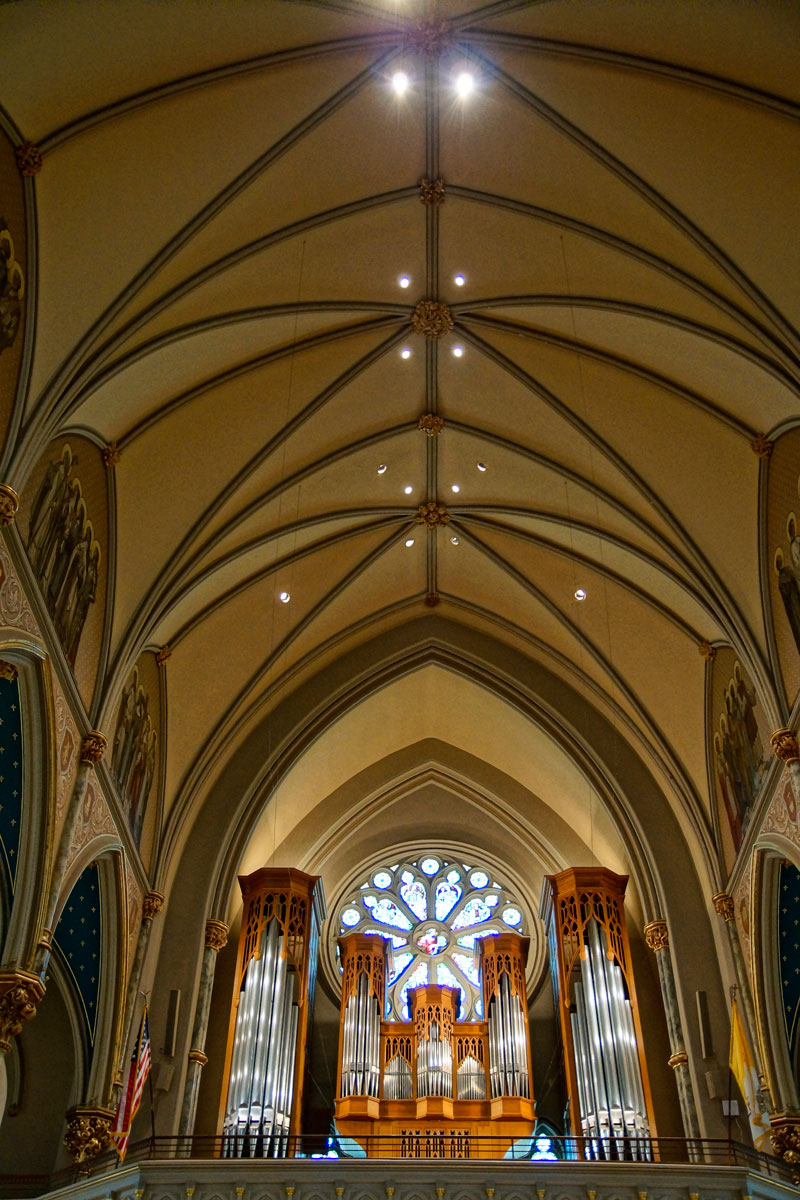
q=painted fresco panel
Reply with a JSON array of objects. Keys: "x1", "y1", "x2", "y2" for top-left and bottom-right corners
[
  {"x1": 765, "y1": 427, "x2": 800, "y2": 707},
  {"x1": 0, "y1": 130, "x2": 27, "y2": 455},
  {"x1": 18, "y1": 436, "x2": 109, "y2": 707},
  {"x1": 708, "y1": 647, "x2": 769, "y2": 875},
  {"x1": 110, "y1": 653, "x2": 160, "y2": 867}
]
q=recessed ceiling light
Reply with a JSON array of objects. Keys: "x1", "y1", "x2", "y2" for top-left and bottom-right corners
[
  {"x1": 404, "y1": 485, "x2": 413, "y2": 495},
  {"x1": 450, "y1": 536, "x2": 459, "y2": 545},
  {"x1": 279, "y1": 591, "x2": 291, "y2": 603},
  {"x1": 454, "y1": 274, "x2": 465, "y2": 287},
  {"x1": 455, "y1": 71, "x2": 474, "y2": 98},
  {"x1": 405, "y1": 538, "x2": 415, "y2": 548},
  {"x1": 400, "y1": 347, "x2": 412, "y2": 359},
  {"x1": 392, "y1": 71, "x2": 409, "y2": 96},
  {"x1": 398, "y1": 275, "x2": 411, "y2": 289},
  {"x1": 574, "y1": 588, "x2": 587, "y2": 602},
  {"x1": 452, "y1": 346, "x2": 464, "y2": 358},
  {"x1": 477, "y1": 461, "x2": 487, "y2": 471},
  {"x1": 451, "y1": 484, "x2": 460, "y2": 493},
  {"x1": 377, "y1": 464, "x2": 387, "y2": 474}
]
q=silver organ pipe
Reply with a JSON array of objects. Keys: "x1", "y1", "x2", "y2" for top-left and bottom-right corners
[
  {"x1": 484, "y1": 942, "x2": 531, "y2": 1100},
  {"x1": 457, "y1": 1054, "x2": 486, "y2": 1100},
  {"x1": 340, "y1": 964, "x2": 382, "y2": 1096},
  {"x1": 417, "y1": 1020, "x2": 453, "y2": 1097}
]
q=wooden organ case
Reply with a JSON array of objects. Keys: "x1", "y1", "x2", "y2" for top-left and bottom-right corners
[
  {"x1": 334, "y1": 931, "x2": 535, "y2": 1157},
  {"x1": 219, "y1": 868, "x2": 326, "y2": 1157},
  {"x1": 540, "y1": 867, "x2": 656, "y2": 1159}
]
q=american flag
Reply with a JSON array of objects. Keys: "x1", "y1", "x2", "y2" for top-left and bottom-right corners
[{"x1": 111, "y1": 1006, "x2": 151, "y2": 1161}]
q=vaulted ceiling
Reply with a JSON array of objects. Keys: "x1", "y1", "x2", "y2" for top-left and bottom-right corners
[{"x1": 3, "y1": 0, "x2": 799, "y2": 914}]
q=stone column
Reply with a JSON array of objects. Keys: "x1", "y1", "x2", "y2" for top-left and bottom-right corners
[
  {"x1": 770, "y1": 728, "x2": 800, "y2": 808},
  {"x1": 178, "y1": 918, "x2": 228, "y2": 1138},
  {"x1": 711, "y1": 891, "x2": 765, "y2": 1086},
  {"x1": 64, "y1": 1105, "x2": 115, "y2": 1174},
  {"x1": 37, "y1": 732, "x2": 107, "y2": 976},
  {"x1": 644, "y1": 919, "x2": 701, "y2": 1140},
  {"x1": 113, "y1": 890, "x2": 165, "y2": 1104}
]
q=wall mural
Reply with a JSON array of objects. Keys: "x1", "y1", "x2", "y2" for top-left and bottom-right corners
[
  {"x1": 709, "y1": 647, "x2": 769, "y2": 875},
  {"x1": 0, "y1": 130, "x2": 28, "y2": 451},
  {"x1": 765, "y1": 428, "x2": 800, "y2": 707},
  {"x1": 111, "y1": 665, "x2": 158, "y2": 852}
]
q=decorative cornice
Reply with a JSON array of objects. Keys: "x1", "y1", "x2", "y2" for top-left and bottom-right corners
[
  {"x1": 712, "y1": 891, "x2": 735, "y2": 922},
  {"x1": 205, "y1": 919, "x2": 228, "y2": 951},
  {"x1": 418, "y1": 413, "x2": 445, "y2": 436},
  {"x1": 644, "y1": 919, "x2": 669, "y2": 952},
  {"x1": 15, "y1": 141, "x2": 42, "y2": 177},
  {"x1": 0, "y1": 969, "x2": 45, "y2": 1053},
  {"x1": 411, "y1": 299, "x2": 454, "y2": 340},
  {"x1": 415, "y1": 500, "x2": 450, "y2": 528},
  {"x1": 667, "y1": 1050, "x2": 688, "y2": 1069},
  {"x1": 770, "y1": 1113, "x2": 800, "y2": 1163},
  {"x1": 0, "y1": 660, "x2": 18, "y2": 681},
  {"x1": 697, "y1": 639, "x2": 716, "y2": 661},
  {"x1": 63, "y1": 1106, "x2": 114, "y2": 1166},
  {"x1": 101, "y1": 442, "x2": 120, "y2": 468},
  {"x1": 187, "y1": 1048, "x2": 208, "y2": 1067},
  {"x1": 771, "y1": 728, "x2": 800, "y2": 765},
  {"x1": 404, "y1": 18, "x2": 452, "y2": 56},
  {"x1": 424, "y1": 592, "x2": 441, "y2": 607},
  {"x1": 419, "y1": 177, "x2": 446, "y2": 206},
  {"x1": 80, "y1": 731, "x2": 107, "y2": 764},
  {"x1": 142, "y1": 891, "x2": 165, "y2": 921},
  {"x1": 0, "y1": 485, "x2": 20, "y2": 526},
  {"x1": 750, "y1": 433, "x2": 773, "y2": 460}
]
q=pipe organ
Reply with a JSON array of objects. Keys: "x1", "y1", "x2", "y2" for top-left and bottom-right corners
[
  {"x1": 334, "y1": 931, "x2": 535, "y2": 1157},
  {"x1": 540, "y1": 867, "x2": 655, "y2": 1159},
  {"x1": 220, "y1": 868, "x2": 325, "y2": 1158}
]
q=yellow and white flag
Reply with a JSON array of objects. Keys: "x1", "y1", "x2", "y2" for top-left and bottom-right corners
[{"x1": 729, "y1": 998, "x2": 771, "y2": 1152}]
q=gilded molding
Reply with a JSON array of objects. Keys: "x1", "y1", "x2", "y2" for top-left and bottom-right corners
[
  {"x1": 0, "y1": 969, "x2": 45, "y2": 1053},
  {"x1": 419, "y1": 177, "x2": 446, "y2": 206},
  {"x1": 15, "y1": 141, "x2": 42, "y2": 177},
  {"x1": 0, "y1": 660, "x2": 18, "y2": 681},
  {"x1": 404, "y1": 18, "x2": 452, "y2": 55},
  {"x1": 770, "y1": 1113, "x2": 800, "y2": 1163},
  {"x1": 142, "y1": 890, "x2": 165, "y2": 921},
  {"x1": 411, "y1": 299, "x2": 454, "y2": 340},
  {"x1": 0, "y1": 485, "x2": 20, "y2": 526},
  {"x1": 771, "y1": 728, "x2": 800, "y2": 765},
  {"x1": 667, "y1": 1051, "x2": 688, "y2": 1069},
  {"x1": 750, "y1": 433, "x2": 773, "y2": 460},
  {"x1": 205, "y1": 918, "x2": 229, "y2": 951},
  {"x1": 418, "y1": 413, "x2": 445, "y2": 436},
  {"x1": 80, "y1": 730, "x2": 107, "y2": 764},
  {"x1": 424, "y1": 592, "x2": 441, "y2": 607},
  {"x1": 102, "y1": 442, "x2": 120, "y2": 468},
  {"x1": 644, "y1": 919, "x2": 669, "y2": 952},
  {"x1": 697, "y1": 639, "x2": 716, "y2": 661},
  {"x1": 712, "y1": 891, "x2": 734, "y2": 922},
  {"x1": 63, "y1": 1105, "x2": 114, "y2": 1166},
  {"x1": 415, "y1": 500, "x2": 450, "y2": 528},
  {"x1": 156, "y1": 643, "x2": 172, "y2": 666},
  {"x1": 187, "y1": 1048, "x2": 208, "y2": 1067}
]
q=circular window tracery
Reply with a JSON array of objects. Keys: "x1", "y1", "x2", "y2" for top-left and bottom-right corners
[{"x1": 337, "y1": 854, "x2": 526, "y2": 1022}]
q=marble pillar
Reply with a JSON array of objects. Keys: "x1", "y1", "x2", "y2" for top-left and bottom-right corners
[
  {"x1": 644, "y1": 919, "x2": 701, "y2": 1141},
  {"x1": 178, "y1": 918, "x2": 228, "y2": 1138}
]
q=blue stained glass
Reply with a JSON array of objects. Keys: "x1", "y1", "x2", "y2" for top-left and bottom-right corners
[
  {"x1": 452, "y1": 897, "x2": 492, "y2": 929},
  {"x1": 435, "y1": 880, "x2": 462, "y2": 920},
  {"x1": 363, "y1": 926, "x2": 408, "y2": 947},
  {"x1": 452, "y1": 951, "x2": 481, "y2": 986},
  {"x1": 370, "y1": 897, "x2": 412, "y2": 931},
  {"x1": 485, "y1": 894, "x2": 499, "y2": 907},
  {"x1": 400, "y1": 962, "x2": 429, "y2": 1019},
  {"x1": 502, "y1": 907, "x2": 522, "y2": 926},
  {"x1": 389, "y1": 951, "x2": 415, "y2": 982},
  {"x1": 400, "y1": 879, "x2": 427, "y2": 920}
]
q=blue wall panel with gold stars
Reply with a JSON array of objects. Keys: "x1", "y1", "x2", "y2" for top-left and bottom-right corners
[
  {"x1": 778, "y1": 860, "x2": 800, "y2": 1065},
  {"x1": 53, "y1": 863, "x2": 102, "y2": 1050},
  {"x1": 0, "y1": 672, "x2": 23, "y2": 903}
]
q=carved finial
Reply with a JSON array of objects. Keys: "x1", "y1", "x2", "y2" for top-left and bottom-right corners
[
  {"x1": 418, "y1": 413, "x2": 445, "y2": 436},
  {"x1": 750, "y1": 434, "x2": 773, "y2": 460},
  {"x1": 0, "y1": 661, "x2": 18, "y2": 681},
  {"x1": 698, "y1": 639, "x2": 716, "y2": 660},
  {"x1": 712, "y1": 892, "x2": 734, "y2": 922},
  {"x1": 142, "y1": 891, "x2": 165, "y2": 921},
  {"x1": 412, "y1": 299, "x2": 454, "y2": 340},
  {"x1": 0, "y1": 485, "x2": 20, "y2": 526},
  {"x1": 415, "y1": 500, "x2": 450, "y2": 528},
  {"x1": 419, "y1": 177, "x2": 446, "y2": 206},
  {"x1": 771, "y1": 728, "x2": 800, "y2": 765},
  {"x1": 156, "y1": 644, "x2": 172, "y2": 666},
  {"x1": 80, "y1": 731, "x2": 107, "y2": 764},
  {"x1": 644, "y1": 919, "x2": 669, "y2": 951},
  {"x1": 15, "y1": 141, "x2": 42, "y2": 177},
  {"x1": 424, "y1": 592, "x2": 441, "y2": 607},
  {"x1": 404, "y1": 18, "x2": 452, "y2": 55},
  {"x1": 205, "y1": 919, "x2": 228, "y2": 951},
  {"x1": 102, "y1": 442, "x2": 120, "y2": 468}
]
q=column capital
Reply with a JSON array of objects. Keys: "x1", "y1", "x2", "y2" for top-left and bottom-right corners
[
  {"x1": 771, "y1": 728, "x2": 800, "y2": 765},
  {"x1": 712, "y1": 891, "x2": 735, "y2": 921},
  {"x1": 142, "y1": 890, "x2": 165, "y2": 921},
  {"x1": 644, "y1": 919, "x2": 669, "y2": 951},
  {"x1": 0, "y1": 484, "x2": 20, "y2": 526},
  {"x1": 0, "y1": 660, "x2": 18, "y2": 681},
  {"x1": 205, "y1": 919, "x2": 228, "y2": 951},
  {"x1": 770, "y1": 1113, "x2": 800, "y2": 1163},
  {"x1": 0, "y1": 969, "x2": 45, "y2": 1053},
  {"x1": 64, "y1": 1105, "x2": 114, "y2": 1167},
  {"x1": 80, "y1": 730, "x2": 107, "y2": 764}
]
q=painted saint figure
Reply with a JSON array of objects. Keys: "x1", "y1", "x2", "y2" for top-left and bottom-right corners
[{"x1": 111, "y1": 668, "x2": 158, "y2": 849}]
